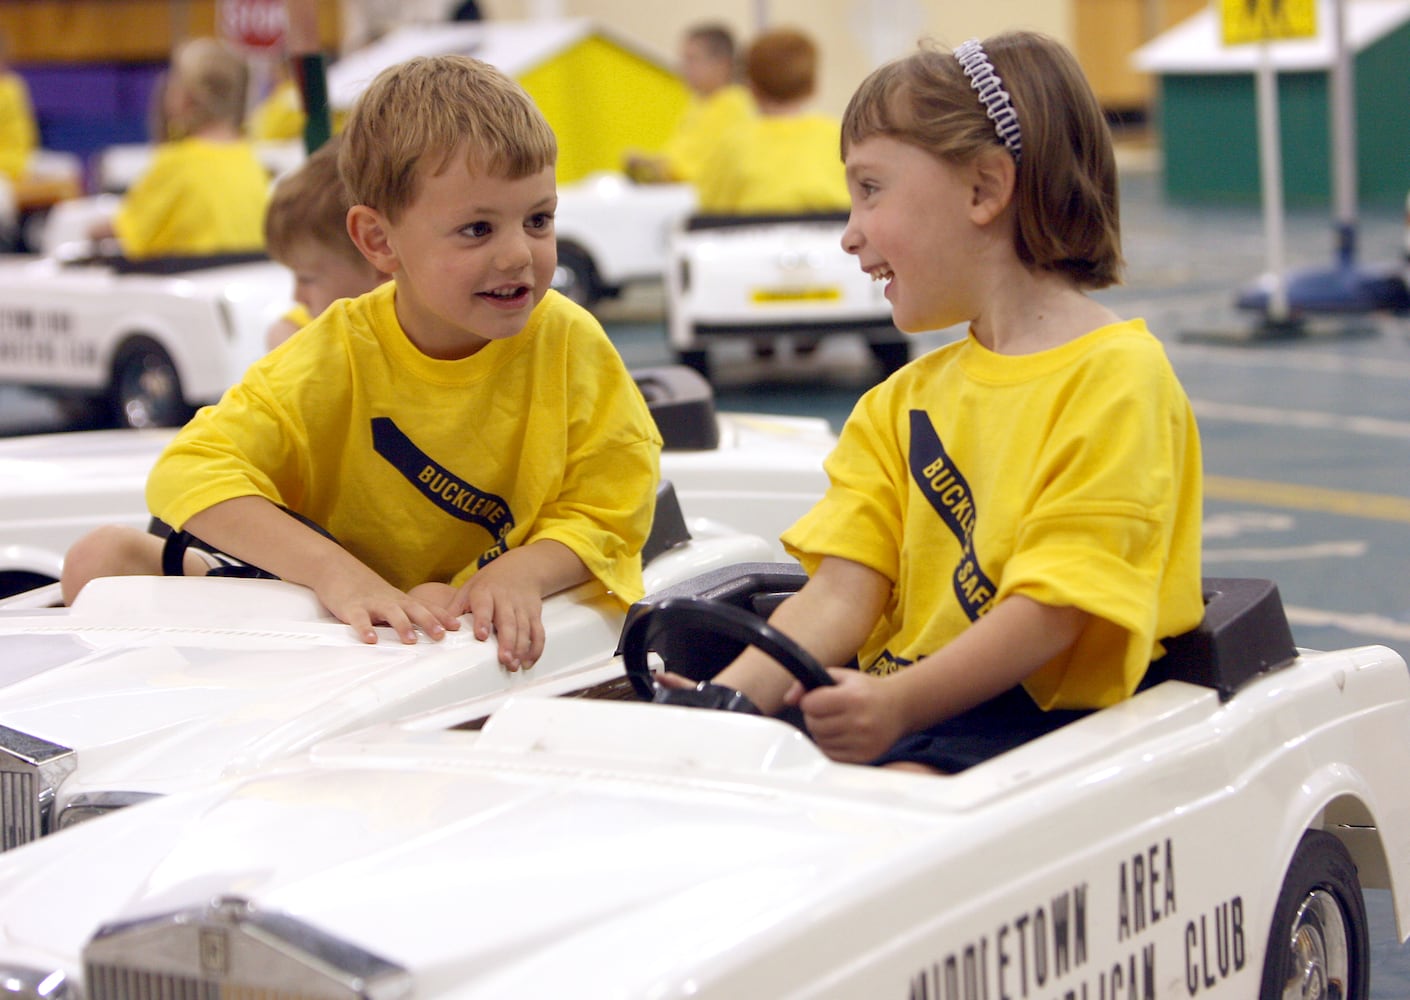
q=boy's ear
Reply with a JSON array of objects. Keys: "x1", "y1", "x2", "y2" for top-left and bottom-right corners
[
  {"x1": 346, "y1": 205, "x2": 399, "y2": 275},
  {"x1": 967, "y1": 148, "x2": 1016, "y2": 226}
]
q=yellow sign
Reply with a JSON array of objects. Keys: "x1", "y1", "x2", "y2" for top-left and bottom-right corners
[{"x1": 1222, "y1": 0, "x2": 1318, "y2": 45}]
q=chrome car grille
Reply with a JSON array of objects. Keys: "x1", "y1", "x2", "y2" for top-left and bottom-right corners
[
  {"x1": 85, "y1": 966, "x2": 218, "y2": 1000},
  {"x1": 0, "y1": 724, "x2": 76, "y2": 850},
  {"x1": 84, "y1": 898, "x2": 412, "y2": 1000}
]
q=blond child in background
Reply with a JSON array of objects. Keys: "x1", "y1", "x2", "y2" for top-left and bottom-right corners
[
  {"x1": 68, "y1": 55, "x2": 661, "y2": 671},
  {"x1": 624, "y1": 23, "x2": 754, "y2": 186},
  {"x1": 93, "y1": 38, "x2": 270, "y2": 258},
  {"x1": 681, "y1": 32, "x2": 1203, "y2": 773},
  {"x1": 263, "y1": 136, "x2": 386, "y2": 350},
  {"x1": 695, "y1": 28, "x2": 848, "y2": 214}
]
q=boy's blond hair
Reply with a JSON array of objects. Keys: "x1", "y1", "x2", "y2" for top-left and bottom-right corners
[
  {"x1": 265, "y1": 137, "x2": 363, "y2": 268},
  {"x1": 745, "y1": 29, "x2": 817, "y2": 104},
  {"x1": 168, "y1": 37, "x2": 250, "y2": 133},
  {"x1": 339, "y1": 55, "x2": 557, "y2": 222}
]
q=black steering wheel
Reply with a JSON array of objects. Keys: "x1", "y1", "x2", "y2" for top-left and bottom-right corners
[{"x1": 620, "y1": 595, "x2": 835, "y2": 712}]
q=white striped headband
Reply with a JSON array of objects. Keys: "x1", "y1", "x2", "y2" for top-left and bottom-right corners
[{"x1": 954, "y1": 39, "x2": 1022, "y2": 164}]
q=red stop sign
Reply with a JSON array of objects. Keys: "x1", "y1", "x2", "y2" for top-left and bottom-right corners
[{"x1": 219, "y1": 0, "x2": 287, "y2": 51}]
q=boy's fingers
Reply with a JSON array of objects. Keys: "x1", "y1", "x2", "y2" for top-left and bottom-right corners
[
  {"x1": 383, "y1": 606, "x2": 419, "y2": 645},
  {"x1": 526, "y1": 616, "x2": 545, "y2": 666},
  {"x1": 346, "y1": 609, "x2": 378, "y2": 644},
  {"x1": 467, "y1": 592, "x2": 494, "y2": 641}
]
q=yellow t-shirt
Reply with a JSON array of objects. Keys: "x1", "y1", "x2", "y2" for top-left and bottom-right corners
[
  {"x1": 113, "y1": 138, "x2": 270, "y2": 259},
  {"x1": 659, "y1": 84, "x2": 755, "y2": 185},
  {"x1": 783, "y1": 319, "x2": 1204, "y2": 710},
  {"x1": 148, "y1": 284, "x2": 662, "y2": 604},
  {"x1": 696, "y1": 113, "x2": 848, "y2": 215},
  {"x1": 0, "y1": 72, "x2": 37, "y2": 182}
]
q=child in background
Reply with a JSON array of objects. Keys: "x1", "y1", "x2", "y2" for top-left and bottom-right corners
[
  {"x1": 94, "y1": 38, "x2": 270, "y2": 259},
  {"x1": 263, "y1": 136, "x2": 386, "y2": 350},
  {"x1": 687, "y1": 32, "x2": 1203, "y2": 772},
  {"x1": 67, "y1": 55, "x2": 662, "y2": 672},
  {"x1": 695, "y1": 27, "x2": 848, "y2": 214},
  {"x1": 624, "y1": 23, "x2": 754, "y2": 186}
]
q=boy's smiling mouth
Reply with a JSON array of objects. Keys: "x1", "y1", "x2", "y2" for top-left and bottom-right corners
[{"x1": 479, "y1": 284, "x2": 532, "y2": 305}]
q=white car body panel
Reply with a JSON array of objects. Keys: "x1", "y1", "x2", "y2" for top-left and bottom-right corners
[
  {"x1": 553, "y1": 172, "x2": 696, "y2": 289},
  {"x1": 0, "y1": 640, "x2": 1407, "y2": 997},
  {"x1": 0, "y1": 514, "x2": 773, "y2": 833},
  {"x1": 0, "y1": 408, "x2": 833, "y2": 588},
  {"x1": 0, "y1": 253, "x2": 289, "y2": 404}
]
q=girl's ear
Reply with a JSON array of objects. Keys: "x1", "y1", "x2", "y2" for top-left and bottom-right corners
[
  {"x1": 968, "y1": 147, "x2": 1016, "y2": 226},
  {"x1": 346, "y1": 205, "x2": 399, "y2": 275}
]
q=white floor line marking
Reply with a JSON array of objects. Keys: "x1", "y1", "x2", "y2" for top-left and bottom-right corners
[
  {"x1": 1172, "y1": 343, "x2": 1410, "y2": 380},
  {"x1": 1192, "y1": 399, "x2": 1410, "y2": 440},
  {"x1": 1285, "y1": 606, "x2": 1410, "y2": 643},
  {"x1": 1203, "y1": 541, "x2": 1368, "y2": 562}
]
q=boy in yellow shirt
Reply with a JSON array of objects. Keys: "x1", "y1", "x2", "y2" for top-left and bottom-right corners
[
  {"x1": 94, "y1": 38, "x2": 270, "y2": 258},
  {"x1": 65, "y1": 56, "x2": 662, "y2": 670}
]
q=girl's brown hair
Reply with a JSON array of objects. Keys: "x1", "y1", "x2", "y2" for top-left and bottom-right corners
[{"x1": 842, "y1": 31, "x2": 1122, "y2": 289}]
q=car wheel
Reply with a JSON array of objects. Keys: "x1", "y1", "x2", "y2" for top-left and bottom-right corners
[
  {"x1": 1259, "y1": 830, "x2": 1369, "y2": 1000},
  {"x1": 110, "y1": 339, "x2": 191, "y2": 430},
  {"x1": 553, "y1": 243, "x2": 600, "y2": 308},
  {"x1": 868, "y1": 339, "x2": 910, "y2": 378}
]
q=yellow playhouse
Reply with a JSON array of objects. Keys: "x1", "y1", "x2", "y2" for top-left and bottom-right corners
[{"x1": 328, "y1": 19, "x2": 690, "y2": 184}]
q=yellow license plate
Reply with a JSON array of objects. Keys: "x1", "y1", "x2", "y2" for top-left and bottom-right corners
[{"x1": 750, "y1": 287, "x2": 843, "y2": 304}]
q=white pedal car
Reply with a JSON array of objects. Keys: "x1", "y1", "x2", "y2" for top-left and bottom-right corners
[
  {"x1": 0, "y1": 248, "x2": 289, "y2": 428},
  {"x1": 0, "y1": 365, "x2": 834, "y2": 597},
  {"x1": 551, "y1": 172, "x2": 696, "y2": 307},
  {"x1": 0, "y1": 486, "x2": 773, "y2": 850},
  {"x1": 0, "y1": 569, "x2": 1405, "y2": 999},
  {"x1": 665, "y1": 211, "x2": 908, "y2": 381}
]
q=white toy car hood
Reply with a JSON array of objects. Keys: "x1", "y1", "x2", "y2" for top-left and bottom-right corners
[
  {"x1": 0, "y1": 698, "x2": 950, "y2": 1000},
  {"x1": 0, "y1": 519, "x2": 773, "y2": 820},
  {"x1": 5, "y1": 643, "x2": 1410, "y2": 999}
]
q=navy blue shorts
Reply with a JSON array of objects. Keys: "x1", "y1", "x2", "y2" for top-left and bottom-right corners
[{"x1": 870, "y1": 685, "x2": 1092, "y2": 773}]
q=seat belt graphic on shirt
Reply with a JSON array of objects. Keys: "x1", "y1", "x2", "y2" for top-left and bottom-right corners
[
  {"x1": 908, "y1": 410, "x2": 997, "y2": 621},
  {"x1": 372, "y1": 417, "x2": 515, "y2": 566}
]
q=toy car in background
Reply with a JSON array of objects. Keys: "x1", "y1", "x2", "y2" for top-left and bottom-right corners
[
  {"x1": 551, "y1": 172, "x2": 696, "y2": 307},
  {"x1": 0, "y1": 365, "x2": 832, "y2": 598},
  {"x1": 0, "y1": 570, "x2": 1404, "y2": 997},
  {"x1": 665, "y1": 211, "x2": 907, "y2": 382},
  {"x1": 41, "y1": 164, "x2": 695, "y2": 310},
  {"x1": 0, "y1": 484, "x2": 772, "y2": 851},
  {"x1": 0, "y1": 249, "x2": 289, "y2": 429}
]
